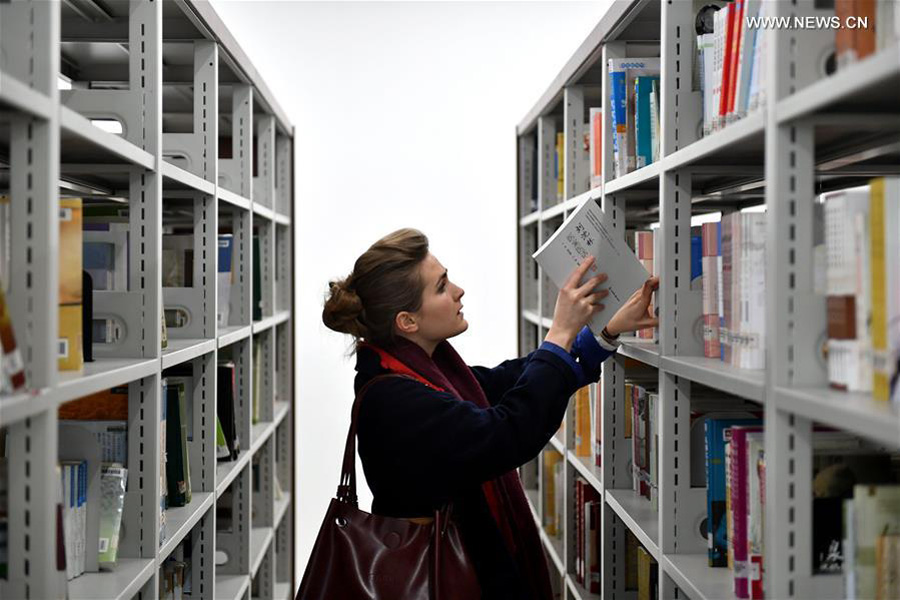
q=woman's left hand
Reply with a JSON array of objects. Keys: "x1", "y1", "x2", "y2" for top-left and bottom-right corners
[{"x1": 605, "y1": 277, "x2": 659, "y2": 336}]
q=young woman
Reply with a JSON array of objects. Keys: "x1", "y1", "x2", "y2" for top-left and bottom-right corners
[{"x1": 322, "y1": 228, "x2": 658, "y2": 599}]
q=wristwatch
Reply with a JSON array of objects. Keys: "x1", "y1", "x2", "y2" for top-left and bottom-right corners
[{"x1": 600, "y1": 326, "x2": 620, "y2": 346}]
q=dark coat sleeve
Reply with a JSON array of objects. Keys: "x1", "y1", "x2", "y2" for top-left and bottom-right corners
[
  {"x1": 468, "y1": 351, "x2": 535, "y2": 406},
  {"x1": 357, "y1": 348, "x2": 579, "y2": 501}
]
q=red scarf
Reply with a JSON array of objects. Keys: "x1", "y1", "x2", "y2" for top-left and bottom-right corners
[{"x1": 359, "y1": 338, "x2": 553, "y2": 600}]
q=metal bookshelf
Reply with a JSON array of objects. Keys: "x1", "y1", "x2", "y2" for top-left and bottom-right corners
[
  {"x1": 515, "y1": 1, "x2": 900, "y2": 599},
  {"x1": 0, "y1": 1, "x2": 295, "y2": 598}
]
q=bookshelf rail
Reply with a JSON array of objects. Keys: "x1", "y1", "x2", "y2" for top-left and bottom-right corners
[
  {"x1": 605, "y1": 489, "x2": 659, "y2": 560},
  {"x1": 67, "y1": 557, "x2": 157, "y2": 600},
  {"x1": 0, "y1": 72, "x2": 55, "y2": 120}
]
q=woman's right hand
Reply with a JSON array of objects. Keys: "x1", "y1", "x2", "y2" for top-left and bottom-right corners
[{"x1": 545, "y1": 256, "x2": 608, "y2": 352}]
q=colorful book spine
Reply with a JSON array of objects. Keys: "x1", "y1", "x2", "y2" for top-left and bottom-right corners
[
  {"x1": 609, "y1": 61, "x2": 627, "y2": 178},
  {"x1": 721, "y1": 213, "x2": 733, "y2": 362},
  {"x1": 634, "y1": 76, "x2": 658, "y2": 168},
  {"x1": 706, "y1": 417, "x2": 761, "y2": 567},
  {"x1": 59, "y1": 198, "x2": 84, "y2": 371},
  {"x1": 702, "y1": 222, "x2": 722, "y2": 358},
  {"x1": 730, "y1": 426, "x2": 763, "y2": 598},
  {"x1": 635, "y1": 231, "x2": 655, "y2": 340},
  {"x1": 589, "y1": 108, "x2": 603, "y2": 189}
]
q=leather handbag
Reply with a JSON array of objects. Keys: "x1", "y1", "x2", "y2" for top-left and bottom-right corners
[{"x1": 296, "y1": 375, "x2": 481, "y2": 600}]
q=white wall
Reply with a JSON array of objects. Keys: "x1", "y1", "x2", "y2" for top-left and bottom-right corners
[{"x1": 209, "y1": 0, "x2": 611, "y2": 584}]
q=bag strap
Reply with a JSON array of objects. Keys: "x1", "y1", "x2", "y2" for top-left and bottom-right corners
[{"x1": 337, "y1": 373, "x2": 406, "y2": 505}]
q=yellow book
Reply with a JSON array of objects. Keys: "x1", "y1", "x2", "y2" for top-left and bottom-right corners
[
  {"x1": 637, "y1": 545, "x2": 651, "y2": 600},
  {"x1": 542, "y1": 451, "x2": 563, "y2": 536},
  {"x1": 59, "y1": 198, "x2": 83, "y2": 371},
  {"x1": 574, "y1": 385, "x2": 592, "y2": 457},
  {"x1": 59, "y1": 198, "x2": 83, "y2": 305},
  {"x1": 625, "y1": 531, "x2": 639, "y2": 590},
  {"x1": 869, "y1": 178, "x2": 900, "y2": 402},
  {"x1": 58, "y1": 304, "x2": 83, "y2": 371}
]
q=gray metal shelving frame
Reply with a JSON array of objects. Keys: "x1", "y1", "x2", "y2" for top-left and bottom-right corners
[
  {"x1": 0, "y1": 1, "x2": 296, "y2": 598},
  {"x1": 515, "y1": 1, "x2": 900, "y2": 599}
]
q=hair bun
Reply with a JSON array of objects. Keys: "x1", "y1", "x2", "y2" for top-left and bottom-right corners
[{"x1": 322, "y1": 278, "x2": 367, "y2": 338}]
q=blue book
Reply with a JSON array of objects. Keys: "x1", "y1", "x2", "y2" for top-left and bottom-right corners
[
  {"x1": 705, "y1": 417, "x2": 761, "y2": 567},
  {"x1": 217, "y1": 234, "x2": 234, "y2": 327},
  {"x1": 691, "y1": 231, "x2": 703, "y2": 289},
  {"x1": 634, "y1": 76, "x2": 659, "y2": 169},
  {"x1": 608, "y1": 62, "x2": 627, "y2": 177}
]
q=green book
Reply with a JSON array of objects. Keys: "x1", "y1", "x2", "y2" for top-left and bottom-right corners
[
  {"x1": 215, "y1": 416, "x2": 230, "y2": 460},
  {"x1": 165, "y1": 382, "x2": 191, "y2": 507},
  {"x1": 98, "y1": 464, "x2": 127, "y2": 569}
]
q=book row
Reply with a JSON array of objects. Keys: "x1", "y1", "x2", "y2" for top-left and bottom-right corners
[
  {"x1": 0, "y1": 198, "x2": 271, "y2": 394},
  {"x1": 0, "y1": 344, "x2": 278, "y2": 581},
  {"x1": 822, "y1": 178, "x2": 900, "y2": 403},
  {"x1": 560, "y1": 372, "x2": 900, "y2": 599}
]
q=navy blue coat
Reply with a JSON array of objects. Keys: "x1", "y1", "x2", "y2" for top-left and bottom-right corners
[{"x1": 355, "y1": 333, "x2": 614, "y2": 599}]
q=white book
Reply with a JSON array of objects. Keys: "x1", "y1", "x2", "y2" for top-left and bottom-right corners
[
  {"x1": 649, "y1": 79, "x2": 660, "y2": 163},
  {"x1": 731, "y1": 214, "x2": 743, "y2": 367},
  {"x1": 824, "y1": 186, "x2": 870, "y2": 296},
  {"x1": 533, "y1": 198, "x2": 650, "y2": 334},
  {"x1": 745, "y1": 431, "x2": 765, "y2": 596},
  {"x1": 877, "y1": 0, "x2": 897, "y2": 51},
  {"x1": 698, "y1": 33, "x2": 715, "y2": 134},
  {"x1": 735, "y1": 0, "x2": 760, "y2": 117},
  {"x1": 853, "y1": 212, "x2": 873, "y2": 392},
  {"x1": 712, "y1": 6, "x2": 726, "y2": 130},
  {"x1": 744, "y1": 213, "x2": 766, "y2": 370},
  {"x1": 748, "y1": 1, "x2": 766, "y2": 111},
  {"x1": 853, "y1": 485, "x2": 900, "y2": 600}
]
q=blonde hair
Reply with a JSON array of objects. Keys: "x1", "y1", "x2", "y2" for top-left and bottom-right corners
[{"x1": 322, "y1": 228, "x2": 429, "y2": 347}]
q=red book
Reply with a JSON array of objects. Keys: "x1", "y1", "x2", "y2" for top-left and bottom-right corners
[
  {"x1": 576, "y1": 479, "x2": 584, "y2": 584},
  {"x1": 589, "y1": 502, "x2": 601, "y2": 593},
  {"x1": 594, "y1": 382, "x2": 602, "y2": 468},
  {"x1": 719, "y1": 2, "x2": 736, "y2": 120},
  {"x1": 855, "y1": 0, "x2": 876, "y2": 61},
  {"x1": 730, "y1": 426, "x2": 763, "y2": 599},
  {"x1": 728, "y1": 0, "x2": 746, "y2": 116}
]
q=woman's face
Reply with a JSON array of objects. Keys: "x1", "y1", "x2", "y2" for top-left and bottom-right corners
[{"x1": 406, "y1": 253, "x2": 467, "y2": 344}]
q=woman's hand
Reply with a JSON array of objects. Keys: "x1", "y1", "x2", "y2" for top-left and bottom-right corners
[
  {"x1": 605, "y1": 276, "x2": 659, "y2": 336},
  {"x1": 545, "y1": 256, "x2": 609, "y2": 352}
]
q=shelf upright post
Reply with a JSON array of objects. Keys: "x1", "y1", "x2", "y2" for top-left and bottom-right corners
[
  {"x1": 189, "y1": 508, "x2": 216, "y2": 598},
  {"x1": 219, "y1": 85, "x2": 254, "y2": 199},
  {"x1": 656, "y1": 2, "x2": 706, "y2": 594},
  {"x1": 163, "y1": 41, "x2": 219, "y2": 181},
  {"x1": 518, "y1": 133, "x2": 536, "y2": 216},
  {"x1": 257, "y1": 218, "x2": 275, "y2": 320},
  {"x1": 217, "y1": 462, "x2": 252, "y2": 577},
  {"x1": 764, "y1": 1, "x2": 828, "y2": 598},
  {"x1": 275, "y1": 322, "x2": 292, "y2": 404},
  {"x1": 2, "y1": 5, "x2": 61, "y2": 596},
  {"x1": 563, "y1": 85, "x2": 587, "y2": 201},
  {"x1": 254, "y1": 116, "x2": 276, "y2": 209},
  {"x1": 121, "y1": 375, "x2": 163, "y2": 560},
  {"x1": 4, "y1": 1, "x2": 60, "y2": 392},
  {"x1": 537, "y1": 115, "x2": 557, "y2": 213},
  {"x1": 275, "y1": 134, "x2": 292, "y2": 216},
  {"x1": 599, "y1": 38, "x2": 632, "y2": 600},
  {"x1": 275, "y1": 224, "x2": 292, "y2": 313}
]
